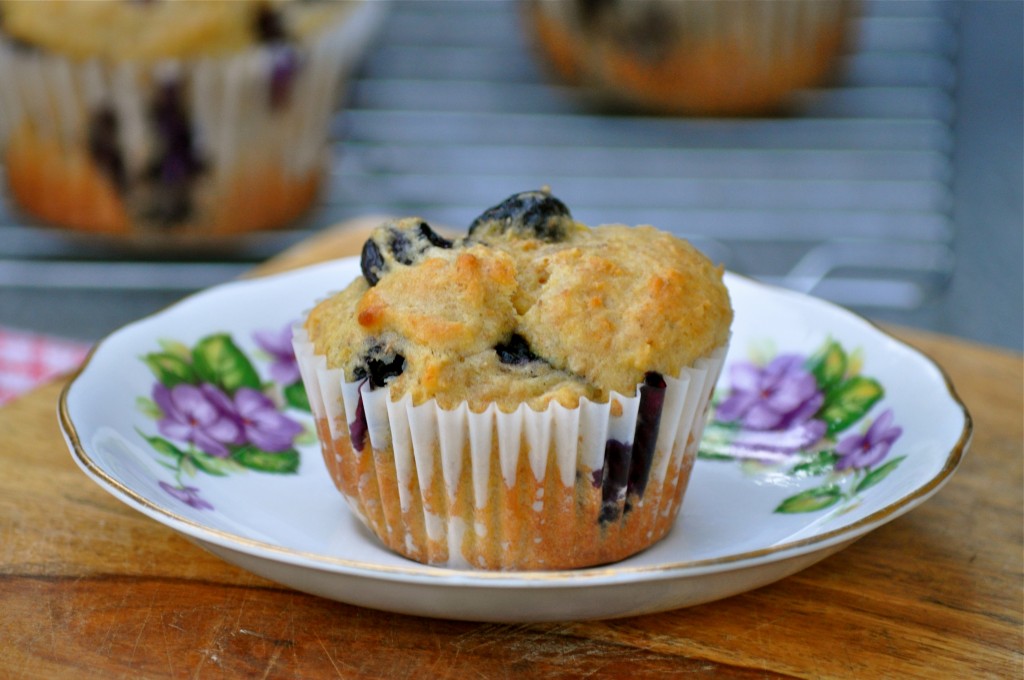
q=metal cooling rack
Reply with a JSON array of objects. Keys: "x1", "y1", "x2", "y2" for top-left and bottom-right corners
[{"x1": 0, "y1": 0, "x2": 959, "y2": 337}]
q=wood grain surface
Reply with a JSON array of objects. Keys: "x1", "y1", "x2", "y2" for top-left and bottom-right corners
[{"x1": 1, "y1": 219, "x2": 1021, "y2": 679}]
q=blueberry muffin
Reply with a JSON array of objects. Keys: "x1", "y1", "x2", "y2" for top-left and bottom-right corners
[
  {"x1": 294, "y1": 190, "x2": 732, "y2": 570},
  {"x1": 523, "y1": 0, "x2": 855, "y2": 116},
  {"x1": 0, "y1": 0, "x2": 382, "y2": 241}
]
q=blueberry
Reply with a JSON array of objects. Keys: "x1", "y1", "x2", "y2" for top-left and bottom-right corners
[
  {"x1": 598, "y1": 439, "x2": 631, "y2": 523},
  {"x1": 494, "y1": 334, "x2": 542, "y2": 366},
  {"x1": 348, "y1": 350, "x2": 401, "y2": 448},
  {"x1": 268, "y1": 46, "x2": 300, "y2": 109},
  {"x1": 389, "y1": 230, "x2": 416, "y2": 266},
  {"x1": 254, "y1": 4, "x2": 288, "y2": 43},
  {"x1": 359, "y1": 220, "x2": 454, "y2": 286},
  {"x1": 6, "y1": 36, "x2": 39, "y2": 53},
  {"x1": 254, "y1": 3, "x2": 298, "y2": 109},
  {"x1": 360, "y1": 239, "x2": 386, "y2": 286},
  {"x1": 87, "y1": 107, "x2": 127, "y2": 191},
  {"x1": 597, "y1": 371, "x2": 667, "y2": 524},
  {"x1": 348, "y1": 341, "x2": 404, "y2": 449},
  {"x1": 142, "y1": 78, "x2": 206, "y2": 227},
  {"x1": 417, "y1": 221, "x2": 455, "y2": 249},
  {"x1": 150, "y1": 80, "x2": 192, "y2": 151},
  {"x1": 349, "y1": 395, "x2": 369, "y2": 452},
  {"x1": 468, "y1": 190, "x2": 572, "y2": 242},
  {"x1": 625, "y1": 371, "x2": 667, "y2": 506},
  {"x1": 352, "y1": 341, "x2": 405, "y2": 389},
  {"x1": 366, "y1": 353, "x2": 405, "y2": 388}
]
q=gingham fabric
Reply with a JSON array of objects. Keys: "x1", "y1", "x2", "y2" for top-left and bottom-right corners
[{"x1": 0, "y1": 326, "x2": 91, "y2": 405}]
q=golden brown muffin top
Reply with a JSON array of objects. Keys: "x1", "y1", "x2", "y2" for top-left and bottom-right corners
[
  {"x1": 0, "y1": 0, "x2": 355, "y2": 61},
  {"x1": 305, "y1": 190, "x2": 732, "y2": 412}
]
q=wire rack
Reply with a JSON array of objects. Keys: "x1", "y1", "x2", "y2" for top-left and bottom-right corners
[{"x1": 0, "y1": 0, "x2": 958, "y2": 337}]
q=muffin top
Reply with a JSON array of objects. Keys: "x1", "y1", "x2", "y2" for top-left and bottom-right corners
[
  {"x1": 305, "y1": 190, "x2": 732, "y2": 412},
  {"x1": 0, "y1": 0, "x2": 355, "y2": 61}
]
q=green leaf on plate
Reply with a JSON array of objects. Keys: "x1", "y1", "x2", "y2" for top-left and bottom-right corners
[
  {"x1": 191, "y1": 334, "x2": 261, "y2": 394},
  {"x1": 232, "y1": 445, "x2": 300, "y2": 474},
  {"x1": 846, "y1": 347, "x2": 865, "y2": 377},
  {"x1": 284, "y1": 381, "x2": 311, "y2": 412},
  {"x1": 295, "y1": 429, "x2": 318, "y2": 446},
  {"x1": 142, "y1": 352, "x2": 198, "y2": 388},
  {"x1": 819, "y1": 377, "x2": 884, "y2": 435},
  {"x1": 180, "y1": 456, "x2": 198, "y2": 478},
  {"x1": 135, "y1": 396, "x2": 163, "y2": 420},
  {"x1": 790, "y1": 450, "x2": 840, "y2": 477},
  {"x1": 706, "y1": 420, "x2": 743, "y2": 433},
  {"x1": 698, "y1": 451, "x2": 736, "y2": 461},
  {"x1": 188, "y1": 450, "x2": 239, "y2": 477},
  {"x1": 775, "y1": 485, "x2": 843, "y2": 513},
  {"x1": 807, "y1": 340, "x2": 847, "y2": 392},
  {"x1": 139, "y1": 432, "x2": 185, "y2": 461},
  {"x1": 855, "y1": 456, "x2": 906, "y2": 493},
  {"x1": 158, "y1": 339, "x2": 193, "y2": 362}
]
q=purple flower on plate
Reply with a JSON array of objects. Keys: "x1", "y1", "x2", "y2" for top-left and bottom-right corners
[
  {"x1": 159, "y1": 481, "x2": 213, "y2": 510},
  {"x1": 253, "y1": 325, "x2": 301, "y2": 385},
  {"x1": 230, "y1": 387, "x2": 303, "y2": 452},
  {"x1": 716, "y1": 355, "x2": 825, "y2": 431},
  {"x1": 268, "y1": 46, "x2": 300, "y2": 109},
  {"x1": 835, "y1": 409, "x2": 902, "y2": 470},
  {"x1": 729, "y1": 420, "x2": 828, "y2": 457},
  {"x1": 153, "y1": 383, "x2": 243, "y2": 457}
]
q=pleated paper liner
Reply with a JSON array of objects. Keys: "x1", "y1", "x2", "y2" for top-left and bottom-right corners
[
  {"x1": 294, "y1": 325, "x2": 727, "y2": 570},
  {"x1": 0, "y1": 1, "x2": 384, "y2": 243}
]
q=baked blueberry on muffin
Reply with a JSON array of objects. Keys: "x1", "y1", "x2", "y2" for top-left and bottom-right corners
[
  {"x1": 0, "y1": 0, "x2": 381, "y2": 240},
  {"x1": 294, "y1": 189, "x2": 732, "y2": 570}
]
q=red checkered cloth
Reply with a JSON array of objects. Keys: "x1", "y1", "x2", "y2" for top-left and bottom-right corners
[{"x1": 0, "y1": 326, "x2": 92, "y2": 405}]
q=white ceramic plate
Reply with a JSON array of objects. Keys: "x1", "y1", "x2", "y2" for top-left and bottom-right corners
[{"x1": 59, "y1": 258, "x2": 971, "y2": 622}]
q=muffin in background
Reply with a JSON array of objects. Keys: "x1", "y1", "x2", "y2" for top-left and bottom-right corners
[
  {"x1": 293, "y1": 190, "x2": 732, "y2": 570},
  {"x1": 522, "y1": 0, "x2": 856, "y2": 116},
  {"x1": 0, "y1": 0, "x2": 384, "y2": 244}
]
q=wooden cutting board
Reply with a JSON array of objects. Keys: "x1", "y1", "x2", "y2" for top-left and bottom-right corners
[{"x1": 1, "y1": 218, "x2": 1021, "y2": 678}]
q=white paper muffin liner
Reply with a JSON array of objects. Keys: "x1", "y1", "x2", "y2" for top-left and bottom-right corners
[
  {"x1": 293, "y1": 325, "x2": 728, "y2": 570},
  {"x1": 0, "y1": 1, "x2": 385, "y2": 236}
]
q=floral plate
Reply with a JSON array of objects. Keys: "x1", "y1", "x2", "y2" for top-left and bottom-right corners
[{"x1": 59, "y1": 258, "x2": 971, "y2": 622}]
